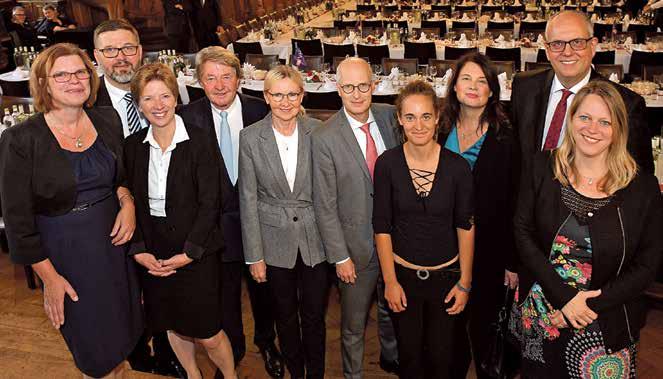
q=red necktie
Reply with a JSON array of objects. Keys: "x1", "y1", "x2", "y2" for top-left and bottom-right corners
[
  {"x1": 360, "y1": 123, "x2": 378, "y2": 180},
  {"x1": 543, "y1": 89, "x2": 573, "y2": 151}
]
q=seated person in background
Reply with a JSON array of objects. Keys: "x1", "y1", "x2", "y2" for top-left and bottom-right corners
[
  {"x1": 7, "y1": 6, "x2": 40, "y2": 48},
  {"x1": 36, "y1": 5, "x2": 76, "y2": 40}
]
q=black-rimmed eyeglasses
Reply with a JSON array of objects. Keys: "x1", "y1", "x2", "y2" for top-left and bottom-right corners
[
  {"x1": 96, "y1": 45, "x2": 139, "y2": 58},
  {"x1": 49, "y1": 69, "x2": 91, "y2": 83},
  {"x1": 545, "y1": 38, "x2": 594, "y2": 52},
  {"x1": 340, "y1": 83, "x2": 371, "y2": 94}
]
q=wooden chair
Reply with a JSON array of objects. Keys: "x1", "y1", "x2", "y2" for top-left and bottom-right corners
[
  {"x1": 485, "y1": 47, "x2": 521, "y2": 72},
  {"x1": 595, "y1": 64, "x2": 624, "y2": 82},
  {"x1": 245, "y1": 54, "x2": 279, "y2": 70},
  {"x1": 428, "y1": 59, "x2": 455, "y2": 76},
  {"x1": 643, "y1": 65, "x2": 663, "y2": 82},
  {"x1": 492, "y1": 60, "x2": 515, "y2": 79},
  {"x1": 536, "y1": 48, "x2": 549, "y2": 63},
  {"x1": 592, "y1": 50, "x2": 615, "y2": 65},
  {"x1": 356, "y1": 43, "x2": 390, "y2": 65},
  {"x1": 382, "y1": 58, "x2": 418, "y2": 75},
  {"x1": 525, "y1": 61, "x2": 551, "y2": 71},
  {"x1": 487, "y1": 21, "x2": 515, "y2": 31},
  {"x1": 291, "y1": 55, "x2": 324, "y2": 71},
  {"x1": 520, "y1": 21, "x2": 547, "y2": 35},
  {"x1": 452, "y1": 20, "x2": 476, "y2": 30},
  {"x1": 421, "y1": 20, "x2": 447, "y2": 37}
]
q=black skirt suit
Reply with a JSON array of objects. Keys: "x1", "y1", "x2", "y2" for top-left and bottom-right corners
[{"x1": 124, "y1": 120, "x2": 223, "y2": 338}]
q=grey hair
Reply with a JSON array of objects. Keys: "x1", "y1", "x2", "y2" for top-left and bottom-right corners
[
  {"x1": 545, "y1": 10, "x2": 593, "y2": 41},
  {"x1": 335, "y1": 57, "x2": 372, "y2": 83},
  {"x1": 12, "y1": 6, "x2": 25, "y2": 16}
]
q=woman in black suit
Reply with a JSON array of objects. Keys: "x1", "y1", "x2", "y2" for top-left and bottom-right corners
[
  {"x1": 123, "y1": 63, "x2": 236, "y2": 379},
  {"x1": 437, "y1": 52, "x2": 520, "y2": 379},
  {"x1": 0, "y1": 43, "x2": 142, "y2": 378}
]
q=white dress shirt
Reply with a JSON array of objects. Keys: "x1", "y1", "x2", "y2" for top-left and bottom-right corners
[
  {"x1": 211, "y1": 95, "x2": 243, "y2": 182},
  {"x1": 273, "y1": 125, "x2": 299, "y2": 192},
  {"x1": 104, "y1": 77, "x2": 148, "y2": 138},
  {"x1": 335, "y1": 108, "x2": 387, "y2": 265},
  {"x1": 541, "y1": 70, "x2": 591, "y2": 150},
  {"x1": 144, "y1": 115, "x2": 190, "y2": 217}
]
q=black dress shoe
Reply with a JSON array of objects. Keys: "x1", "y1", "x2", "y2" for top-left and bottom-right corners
[
  {"x1": 155, "y1": 360, "x2": 188, "y2": 379},
  {"x1": 127, "y1": 355, "x2": 156, "y2": 373},
  {"x1": 259, "y1": 343, "x2": 285, "y2": 378},
  {"x1": 379, "y1": 356, "x2": 400, "y2": 375}
]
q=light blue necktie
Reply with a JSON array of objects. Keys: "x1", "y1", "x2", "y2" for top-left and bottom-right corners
[{"x1": 219, "y1": 111, "x2": 235, "y2": 184}]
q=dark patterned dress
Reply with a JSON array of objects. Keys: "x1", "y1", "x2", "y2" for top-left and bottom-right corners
[{"x1": 509, "y1": 185, "x2": 637, "y2": 379}]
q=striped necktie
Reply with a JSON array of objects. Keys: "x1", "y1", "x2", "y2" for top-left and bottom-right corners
[{"x1": 123, "y1": 93, "x2": 143, "y2": 135}]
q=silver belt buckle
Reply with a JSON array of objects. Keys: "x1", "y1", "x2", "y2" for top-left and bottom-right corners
[{"x1": 416, "y1": 269, "x2": 430, "y2": 280}]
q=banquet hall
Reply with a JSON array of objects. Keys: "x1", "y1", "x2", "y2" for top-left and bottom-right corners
[{"x1": 1, "y1": 0, "x2": 663, "y2": 378}]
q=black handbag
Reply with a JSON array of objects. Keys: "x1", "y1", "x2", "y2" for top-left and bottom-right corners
[{"x1": 480, "y1": 285, "x2": 518, "y2": 379}]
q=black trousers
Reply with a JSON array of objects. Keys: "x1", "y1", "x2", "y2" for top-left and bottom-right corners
[
  {"x1": 391, "y1": 265, "x2": 470, "y2": 379},
  {"x1": 267, "y1": 254, "x2": 329, "y2": 379},
  {"x1": 220, "y1": 261, "x2": 277, "y2": 362}
]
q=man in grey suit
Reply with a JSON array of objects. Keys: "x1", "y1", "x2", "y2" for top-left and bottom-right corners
[{"x1": 311, "y1": 58, "x2": 399, "y2": 379}]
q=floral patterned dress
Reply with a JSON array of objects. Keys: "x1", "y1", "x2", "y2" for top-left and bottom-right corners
[{"x1": 509, "y1": 186, "x2": 636, "y2": 379}]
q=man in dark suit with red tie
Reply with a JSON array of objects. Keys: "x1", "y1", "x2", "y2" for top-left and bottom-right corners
[
  {"x1": 177, "y1": 47, "x2": 285, "y2": 379},
  {"x1": 511, "y1": 10, "x2": 653, "y2": 173}
]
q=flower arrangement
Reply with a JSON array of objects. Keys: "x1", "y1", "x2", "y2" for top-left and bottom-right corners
[{"x1": 263, "y1": 22, "x2": 278, "y2": 40}]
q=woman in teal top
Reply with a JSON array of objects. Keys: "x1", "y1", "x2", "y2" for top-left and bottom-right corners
[{"x1": 437, "y1": 52, "x2": 521, "y2": 379}]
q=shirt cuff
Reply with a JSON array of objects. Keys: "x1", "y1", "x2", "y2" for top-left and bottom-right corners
[
  {"x1": 335, "y1": 257, "x2": 350, "y2": 265},
  {"x1": 246, "y1": 259, "x2": 264, "y2": 265}
]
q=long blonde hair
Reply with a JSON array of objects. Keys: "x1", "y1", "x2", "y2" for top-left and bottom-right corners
[{"x1": 553, "y1": 81, "x2": 637, "y2": 195}]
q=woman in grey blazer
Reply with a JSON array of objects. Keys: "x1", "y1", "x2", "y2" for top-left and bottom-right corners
[{"x1": 239, "y1": 65, "x2": 328, "y2": 379}]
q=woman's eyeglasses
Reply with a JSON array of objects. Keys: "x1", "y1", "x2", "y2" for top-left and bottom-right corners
[
  {"x1": 49, "y1": 69, "x2": 91, "y2": 83},
  {"x1": 268, "y1": 92, "x2": 301, "y2": 102}
]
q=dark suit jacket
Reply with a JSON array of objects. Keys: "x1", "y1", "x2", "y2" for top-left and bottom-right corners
[
  {"x1": 191, "y1": 0, "x2": 221, "y2": 48},
  {"x1": 511, "y1": 68, "x2": 654, "y2": 173},
  {"x1": 438, "y1": 124, "x2": 520, "y2": 282},
  {"x1": 96, "y1": 77, "x2": 112, "y2": 107},
  {"x1": 176, "y1": 94, "x2": 269, "y2": 262},
  {"x1": 163, "y1": 0, "x2": 192, "y2": 35},
  {"x1": 123, "y1": 121, "x2": 221, "y2": 260},
  {"x1": 0, "y1": 107, "x2": 125, "y2": 265}
]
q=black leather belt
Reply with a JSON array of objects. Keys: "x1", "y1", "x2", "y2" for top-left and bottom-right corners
[{"x1": 71, "y1": 192, "x2": 113, "y2": 212}]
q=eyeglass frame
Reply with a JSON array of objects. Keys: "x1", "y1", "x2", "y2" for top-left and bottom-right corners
[
  {"x1": 96, "y1": 45, "x2": 140, "y2": 58},
  {"x1": 267, "y1": 92, "x2": 302, "y2": 102},
  {"x1": 339, "y1": 82, "x2": 372, "y2": 94},
  {"x1": 48, "y1": 68, "x2": 91, "y2": 83},
  {"x1": 544, "y1": 37, "x2": 595, "y2": 53}
]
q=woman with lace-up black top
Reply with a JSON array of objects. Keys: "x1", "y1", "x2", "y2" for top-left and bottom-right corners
[{"x1": 373, "y1": 80, "x2": 475, "y2": 379}]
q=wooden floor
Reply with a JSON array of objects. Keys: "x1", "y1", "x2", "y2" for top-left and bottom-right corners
[{"x1": 2, "y1": 250, "x2": 663, "y2": 378}]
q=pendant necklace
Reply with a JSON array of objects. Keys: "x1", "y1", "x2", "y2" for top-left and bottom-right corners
[{"x1": 51, "y1": 114, "x2": 84, "y2": 149}]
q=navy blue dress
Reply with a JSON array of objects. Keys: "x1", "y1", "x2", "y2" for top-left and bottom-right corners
[{"x1": 35, "y1": 138, "x2": 143, "y2": 377}]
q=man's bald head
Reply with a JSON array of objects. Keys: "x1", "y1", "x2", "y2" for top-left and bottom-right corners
[
  {"x1": 336, "y1": 57, "x2": 372, "y2": 83},
  {"x1": 545, "y1": 10, "x2": 593, "y2": 41}
]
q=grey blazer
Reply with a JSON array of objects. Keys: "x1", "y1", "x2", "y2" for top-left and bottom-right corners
[
  {"x1": 311, "y1": 103, "x2": 399, "y2": 270},
  {"x1": 239, "y1": 114, "x2": 326, "y2": 269}
]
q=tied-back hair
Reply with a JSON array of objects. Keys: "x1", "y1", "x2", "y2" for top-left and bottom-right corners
[
  {"x1": 130, "y1": 63, "x2": 179, "y2": 102},
  {"x1": 553, "y1": 81, "x2": 637, "y2": 195},
  {"x1": 263, "y1": 65, "x2": 306, "y2": 116},
  {"x1": 395, "y1": 80, "x2": 441, "y2": 140},
  {"x1": 440, "y1": 52, "x2": 511, "y2": 138}
]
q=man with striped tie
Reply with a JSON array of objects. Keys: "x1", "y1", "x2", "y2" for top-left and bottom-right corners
[
  {"x1": 93, "y1": 19, "x2": 147, "y2": 137},
  {"x1": 93, "y1": 20, "x2": 182, "y2": 378}
]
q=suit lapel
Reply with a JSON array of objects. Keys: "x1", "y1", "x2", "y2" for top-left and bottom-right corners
[
  {"x1": 472, "y1": 126, "x2": 496, "y2": 177},
  {"x1": 259, "y1": 118, "x2": 292, "y2": 197},
  {"x1": 201, "y1": 99, "x2": 235, "y2": 189},
  {"x1": 135, "y1": 139, "x2": 152, "y2": 214},
  {"x1": 534, "y1": 70, "x2": 556, "y2": 150},
  {"x1": 372, "y1": 106, "x2": 397, "y2": 149},
  {"x1": 291, "y1": 117, "x2": 311, "y2": 197},
  {"x1": 337, "y1": 111, "x2": 372, "y2": 181}
]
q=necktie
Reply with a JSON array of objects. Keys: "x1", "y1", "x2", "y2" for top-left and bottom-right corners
[
  {"x1": 219, "y1": 111, "x2": 235, "y2": 184},
  {"x1": 123, "y1": 93, "x2": 143, "y2": 135},
  {"x1": 543, "y1": 89, "x2": 573, "y2": 151},
  {"x1": 360, "y1": 123, "x2": 378, "y2": 180}
]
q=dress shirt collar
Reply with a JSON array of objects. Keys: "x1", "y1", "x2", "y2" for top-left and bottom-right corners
[
  {"x1": 104, "y1": 76, "x2": 130, "y2": 100},
  {"x1": 210, "y1": 93, "x2": 241, "y2": 116},
  {"x1": 143, "y1": 114, "x2": 189, "y2": 152},
  {"x1": 551, "y1": 69, "x2": 592, "y2": 95},
  {"x1": 343, "y1": 107, "x2": 376, "y2": 130}
]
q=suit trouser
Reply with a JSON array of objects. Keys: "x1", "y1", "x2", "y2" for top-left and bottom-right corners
[
  {"x1": 267, "y1": 254, "x2": 329, "y2": 379},
  {"x1": 220, "y1": 261, "x2": 277, "y2": 362},
  {"x1": 339, "y1": 253, "x2": 398, "y2": 379}
]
